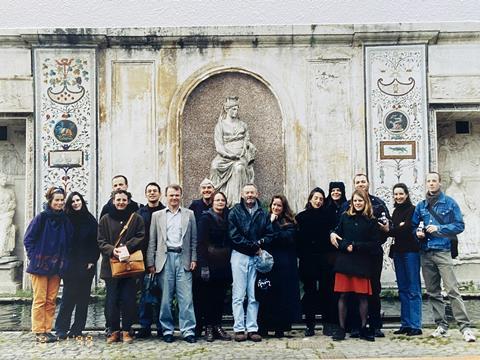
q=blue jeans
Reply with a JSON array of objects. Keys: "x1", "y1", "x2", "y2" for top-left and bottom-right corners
[
  {"x1": 138, "y1": 274, "x2": 161, "y2": 330},
  {"x1": 393, "y1": 252, "x2": 422, "y2": 330},
  {"x1": 159, "y1": 252, "x2": 196, "y2": 337},
  {"x1": 231, "y1": 250, "x2": 258, "y2": 332}
]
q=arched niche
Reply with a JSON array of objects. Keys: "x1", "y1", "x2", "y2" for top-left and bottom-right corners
[{"x1": 180, "y1": 70, "x2": 285, "y2": 206}]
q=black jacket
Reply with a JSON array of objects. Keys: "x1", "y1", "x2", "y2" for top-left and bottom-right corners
[
  {"x1": 228, "y1": 199, "x2": 274, "y2": 256},
  {"x1": 137, "y1": 202, "x2": 165, "y2": 257},
  {"x1": 64, "y1": 211, "x2": 99, "y2": 279},
  {"x1": 296, "y1": 206, "x2": 335, "y2": 256},
  {"x1": 333, "y1": 212, "x2": 380, "y2": 278},
  {"x1": 197, "y1": 208, "x2": 232, "y2": 280},
  {"x1": 189, "y1": 199, "x2": 212, "y2": 223},
  {"x1": 388, "y1": 203, "x2": 419, "y2": 253},
  {"x1": 340, "y1": 194, "x2": 391, "y2": 253}
]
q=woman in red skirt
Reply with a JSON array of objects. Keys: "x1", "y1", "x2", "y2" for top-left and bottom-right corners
[{"x1": 331, "y1": 189, "x2": 380, "y2": 341}]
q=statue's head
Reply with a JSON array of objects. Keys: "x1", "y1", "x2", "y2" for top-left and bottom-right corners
[
  {"x1": 451, "y1": 170, "x2": 462, "y2": 184},
  {"x1": 223, "y1": 96, "x2": 239, "y2": 119},
  {"x1": 0, "y1": 173, "x2": 6, "y2": 186}
]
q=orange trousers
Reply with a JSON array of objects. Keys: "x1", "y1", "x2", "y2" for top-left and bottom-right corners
[{"x1": 30, "y1": 274, "x2": 61, "y2": 333}]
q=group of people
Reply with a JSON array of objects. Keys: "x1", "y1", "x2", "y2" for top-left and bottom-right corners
[{"x1": 23, "y1": 171, "x2": 476, "y2": 344}]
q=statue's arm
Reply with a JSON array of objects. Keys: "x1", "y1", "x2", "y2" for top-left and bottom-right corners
[{"x1": 214, "y1": 122, "x2": 234, "y2": 159}]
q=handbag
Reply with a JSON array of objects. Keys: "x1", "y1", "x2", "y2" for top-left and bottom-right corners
[
  {"x1": 426, "y1": 203, "x2": 459, "y2": 259},
  {"x1": 254, "y1": 249, "x2": 274, "y2": 273},
  {"x1": 109, "y1": 213, "x2": 145, "y2": 278}
]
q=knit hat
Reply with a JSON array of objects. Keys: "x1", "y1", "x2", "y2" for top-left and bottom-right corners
[
  {"x1": 200, "y1": 178, "x2": 214, "y2": 187},
  {"x1": 329, "y1": 181, "x2": 345, "y2": 195}
]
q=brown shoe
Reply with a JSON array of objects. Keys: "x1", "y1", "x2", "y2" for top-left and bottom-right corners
[
  {"x1": 234, "y1": 331, "x2": 247, "y2": 342},
  {"x1": 106, "y1": 331, "x2": 120, "y2": 344},
  {"x1": 214, "y1": 326, "x2": 232, "y2": 341},
  {"x1": 247, "y1": 332, "x2": 262, "y2": 342},
  {"x1": 122, "y1": 331, "x2": 133, "y2": 344}
]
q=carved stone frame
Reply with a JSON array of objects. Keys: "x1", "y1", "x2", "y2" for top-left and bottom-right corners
[
  {"x1": 166, "y1": 62, "x2": 297, "y2": 205},
  {"x1": 0, "y1": 114, "x2": 34, "y2": 289}
]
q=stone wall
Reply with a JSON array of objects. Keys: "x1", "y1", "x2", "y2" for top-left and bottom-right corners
[{"x1": 1, "y1": 24, "x2": 480, "y2": 290}]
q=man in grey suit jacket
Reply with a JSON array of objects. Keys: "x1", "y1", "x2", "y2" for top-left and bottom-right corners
[{"x1": 146, "y1": 184, "x2": 197, "y2": 343}]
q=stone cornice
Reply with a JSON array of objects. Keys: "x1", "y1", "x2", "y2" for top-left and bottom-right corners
[{"x1": 0, "y1": 23, "x2": 478, "y2": 48}]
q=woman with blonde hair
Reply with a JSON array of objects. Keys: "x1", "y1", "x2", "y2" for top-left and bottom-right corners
[{"x1": 331, "y1": 189, "x2": 380, "y2": 342}]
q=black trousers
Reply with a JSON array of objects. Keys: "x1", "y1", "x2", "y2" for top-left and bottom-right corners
[
  {"x1": 55, "y1": 272, "x2": 94, "y2": 334},
  {"x1": 105, "y1": 277, "x2": 137, "y2": 332},
  {"x1": 192, "y1": 277, "x2": 207, "y2": 332},
  {"x1": 368, "y1": 253, "x2": 383, "y2": 329},
  {"x1": 301, "y1": 254, "x2": 338, "y2": 327},
  {"x1": 203, "y1": 280, "x2": 229, "y2": 326}
]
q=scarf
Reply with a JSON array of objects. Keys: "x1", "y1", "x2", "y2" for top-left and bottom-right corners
[{"x1": 426, "y1": 191, "x2": 441, "y2": 208}]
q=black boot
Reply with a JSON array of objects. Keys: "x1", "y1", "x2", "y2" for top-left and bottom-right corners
[
  {"x1": 205, "y1": 326, "x2": 214, "y2": 342},
  {"x1": 360, "y1": 326, "x2": 375, "y2": 342},
  {"x1": 304, "y1": 325, "x2": 315, "y2": 337},
  {"x1": 332, "y1": 327, "x2": 346, "y2": 341}
]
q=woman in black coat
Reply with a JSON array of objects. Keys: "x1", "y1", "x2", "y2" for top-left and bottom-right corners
[
  {"x1": 332, "y1": 189, "x2": 380, "y2": 342},
  {"x1": 388, "y1": 183, "x2": 422, "y2": 336},
  {"x1": 322, "y1": 181, "x2": 348, "y2": 335},
  {"x1": 197, "y1": 191, "x2": 232, "y2": 342},
  {"x1": 257, "y1": 195, "x2": 301, "y2": 338},
  {"x1": 295, "y1": 187, "x2": 333, "y2": 336},
  {"x1": 55, "y1": 192, "x2": 99, "y2": 339}
]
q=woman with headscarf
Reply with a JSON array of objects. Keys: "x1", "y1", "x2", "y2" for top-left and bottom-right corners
[{"x1": 322, "y1": 181, "x2": 348, "y2": 335}]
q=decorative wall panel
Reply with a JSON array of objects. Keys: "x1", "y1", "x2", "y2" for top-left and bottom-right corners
[
  {"x1": 365, "y1": 45, "x2": 428, "y2": 207},
  {"x1": 34, "y1": 49, "x2": 96, "y2": 212}
]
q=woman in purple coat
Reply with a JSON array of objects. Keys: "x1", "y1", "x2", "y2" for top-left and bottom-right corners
[{"x1": 24, "y1": 187, "x2": 73, "y2": 343}]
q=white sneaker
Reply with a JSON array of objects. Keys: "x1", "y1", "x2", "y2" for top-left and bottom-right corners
[
  {"x1": 462, "y1": 328, "x2": 476, "y2": 342},
  {"x1": 431, "y1": 326, "x2": 448, "y2": 338}
]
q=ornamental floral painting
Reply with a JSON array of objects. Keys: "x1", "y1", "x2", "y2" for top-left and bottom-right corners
[{"x1": 34, "y1": 49, "x2": 96, "y2": 212}]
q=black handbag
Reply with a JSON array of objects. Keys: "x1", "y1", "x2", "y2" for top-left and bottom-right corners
[{"x1": 426, "y1": 204, "x2": 459, "y2": 259}]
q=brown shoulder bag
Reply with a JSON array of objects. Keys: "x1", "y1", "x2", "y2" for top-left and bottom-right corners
[{"x1": 109, "y1": 213, "x2": 145, "y2": 278}]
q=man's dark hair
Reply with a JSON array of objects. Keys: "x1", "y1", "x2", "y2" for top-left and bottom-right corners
[
  {"x1": 145, "y1": 182, "x2": 161, "y2": 193},
  {"x1": 112, "y1": 174, "x2": 128, "y2": 185}
]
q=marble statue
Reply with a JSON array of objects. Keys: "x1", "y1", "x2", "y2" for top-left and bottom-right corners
[
  {"x1": 210, "y1": 96, "x2": 257, "y2": 206},
  {"x1": 446, "y1": 171, "x2": 479, "y2": 258},
  {"x1": 0, "y1": 173, "x2": 16, "y2": 257}
]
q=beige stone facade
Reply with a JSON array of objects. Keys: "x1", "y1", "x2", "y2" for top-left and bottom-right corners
[{"x1": 1, "y1": 23, "x2": 480, "y2": 291}]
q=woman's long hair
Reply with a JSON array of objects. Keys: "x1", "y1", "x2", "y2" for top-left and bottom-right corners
[
  {"x1": 392, "y1": 183, "x2": 413, "y2": 207},
  {"x1": 270, "y1": 195, "x2": 296, "y2": 225},
  {"x1": 304, "y1": 187, "x2": 325, "y2": 210},
  {"x1": 346, "y1": 189, "x2": 374, "y2": 218},
  {"x1": 64, "y1": 191, "x2": 90, "y2": 216}
]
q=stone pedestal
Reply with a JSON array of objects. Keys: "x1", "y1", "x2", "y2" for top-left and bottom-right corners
[{"x1": 0, "y1": 256, "x2": 22, "y2": 293}]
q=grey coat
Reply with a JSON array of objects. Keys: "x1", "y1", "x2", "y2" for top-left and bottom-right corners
[{"x1": 146, "y1": 207, "x2": 197, "y2": 272}]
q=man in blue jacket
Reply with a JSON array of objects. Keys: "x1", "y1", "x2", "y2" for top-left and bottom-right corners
[
  {"x1": 412, "y1": 172, "x2": 475, "y2": 342},
  {"x1": 229, "y1": 183, "x2": 273, "y2": 342}
]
